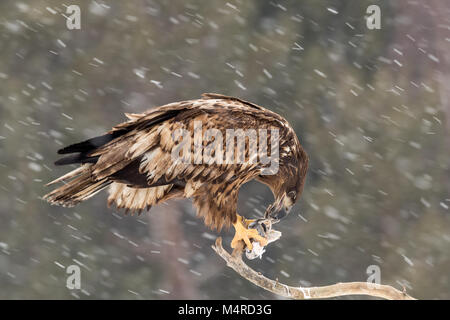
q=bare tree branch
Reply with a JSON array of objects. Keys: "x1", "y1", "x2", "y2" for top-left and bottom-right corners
[{"x1": 212, "y1": 237, "x2": 416, "y2": 300}]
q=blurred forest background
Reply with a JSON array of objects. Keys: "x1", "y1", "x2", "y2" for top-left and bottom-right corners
[{"x1": 0, "y1": 0, "x2": 449, "y2": 299}]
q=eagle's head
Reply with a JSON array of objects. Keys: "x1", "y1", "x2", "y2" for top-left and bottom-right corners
[{"x1": 260, "y1": 147, "x2": 309, "y2": 222}]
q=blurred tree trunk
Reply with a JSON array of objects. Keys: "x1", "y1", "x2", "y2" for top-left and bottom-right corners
[
  {"x1": 428, "y1": 0, "x2": 450, "y2": 197},
  {"x1": 147, "y1": 201, "x2": 200, "y2": 299},
  {"x1": 392, "y1": 0, "x2": 450, "y2": 194},
  {"x1": 429, "y1": 0, "x2": 450, "y2": 140}
]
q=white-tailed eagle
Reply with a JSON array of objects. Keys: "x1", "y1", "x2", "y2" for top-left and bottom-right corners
[{"x1": 44, "y1": 93, "x2": 309, "y2": 250}]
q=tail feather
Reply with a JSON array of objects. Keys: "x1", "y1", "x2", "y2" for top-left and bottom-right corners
[
  {"x1": 46, "y1": 165, "x2": 86, "y2": 186},
  {"x1": 45, "y1": 108, "x2": 183, "y2": 208},
  {"x1": 57, "y1": 129, "x2": 128, "y2": 155},
  {"x1": 43, "y1": 166, "x2": 111, "y2": 207},
  {"x1": 54, "y1": 153, "x2": 99, "y2": 166}
]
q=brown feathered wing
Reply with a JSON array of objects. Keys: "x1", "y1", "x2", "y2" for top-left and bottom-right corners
[{"x1": 44, "y1": 96, "x2": 271, "y2": 230}]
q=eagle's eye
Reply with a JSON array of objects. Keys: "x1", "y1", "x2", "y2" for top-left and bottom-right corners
[{"x1": 288, "y1": 190, "x2": 296, "y2": 200}]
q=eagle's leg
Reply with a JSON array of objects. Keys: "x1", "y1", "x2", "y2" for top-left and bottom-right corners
[{"x1": 231, "y1": 215, "x2": 268, "y2": 250}]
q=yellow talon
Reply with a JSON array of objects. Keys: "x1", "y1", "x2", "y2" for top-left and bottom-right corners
[{"x1": 231, "y1": 215, "x2": 268, "y2": 250}]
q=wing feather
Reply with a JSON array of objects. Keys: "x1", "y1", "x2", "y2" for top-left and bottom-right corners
[{"x1": 107, "y1": 183, "x2": 174, "y2": 214}]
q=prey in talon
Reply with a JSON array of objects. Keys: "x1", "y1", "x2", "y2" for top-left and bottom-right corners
[
  {"x1": 230, "y1": 209, "x2": 284, "y2": 260},
  {"x1": 231, "y1": 215, "x2": 268, "y2": 251},
  {"x1": 245, "y1": 218, "x2": 282, "y2": 260}
]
